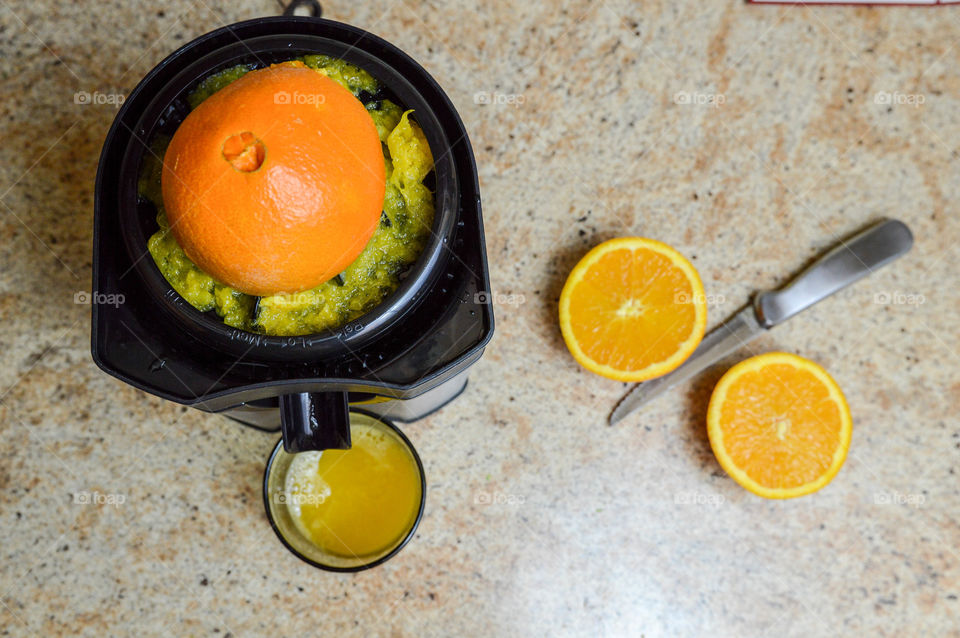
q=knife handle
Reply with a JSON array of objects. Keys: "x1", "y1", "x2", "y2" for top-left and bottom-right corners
[{"x1": 754, "y1": 218, "x2": 913, "y2": 328}]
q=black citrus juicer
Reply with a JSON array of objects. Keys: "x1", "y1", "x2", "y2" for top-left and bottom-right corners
[{"x1": 91, "y1": 3, "x2": 494, "y2": 452}]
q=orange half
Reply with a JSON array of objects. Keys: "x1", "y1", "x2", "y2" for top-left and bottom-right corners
[
  {"x1": 707, "y1": 352, "x2": 853, "y2": 499},
  {"x1": 161, "y1": 63, "x2": 386, "y2": 297},
  {"x1": 558, "y1": 237, "x2": 707, "y2": 382}
]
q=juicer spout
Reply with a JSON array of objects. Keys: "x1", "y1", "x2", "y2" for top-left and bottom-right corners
[{"x1": 279, "y1": 391, "x2": 352, "y2": 452}]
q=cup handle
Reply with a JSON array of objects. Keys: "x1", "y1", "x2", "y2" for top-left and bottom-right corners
[{"x1": 279, "y1": 391, "x2": 351, "y2": 452}]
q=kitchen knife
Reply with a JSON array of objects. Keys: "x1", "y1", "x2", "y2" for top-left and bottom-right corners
[{"x1": 608, "y1": 218, "x2": 914, "y2": 425}]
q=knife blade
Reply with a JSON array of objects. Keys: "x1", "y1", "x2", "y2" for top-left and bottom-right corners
[{"x1": 609, "y1": 218, "x2": 914, "y2": 424}]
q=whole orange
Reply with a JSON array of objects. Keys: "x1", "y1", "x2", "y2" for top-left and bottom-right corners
[{"x1": 161, "y1": 64, "x2": 385, "y2": 296}]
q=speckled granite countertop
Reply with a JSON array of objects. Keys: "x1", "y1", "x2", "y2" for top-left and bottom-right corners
[{"x1": 1, "y1": 0, "x2": 958, "y2": 635}]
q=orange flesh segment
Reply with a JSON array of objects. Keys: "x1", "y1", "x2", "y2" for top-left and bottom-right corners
[
  {"x1": 707, "y1": 352, "x2": 852, "y2": 499},
  {"x1": 558, "y1": 237, "x2": 706, "y2": 382},
  {"x1": 718, "y1": 363, "x2": 843, "y2": 490}
]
